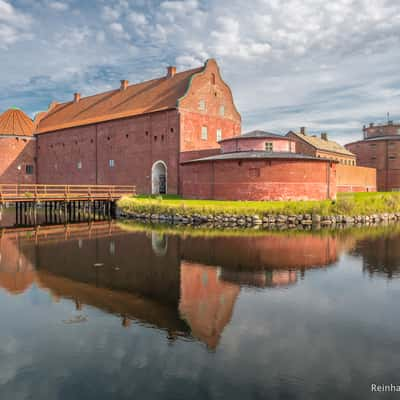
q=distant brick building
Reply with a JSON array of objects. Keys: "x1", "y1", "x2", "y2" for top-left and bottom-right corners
[
  {"x1": 0, "y1": 108, "x2": 36, "y2": 184},
  {"x1": 287, "y1": 127, "x2": 356, "y2": 165},
  {"x1": 346, "y1": 122, "x2": 400, "y2": 191}
]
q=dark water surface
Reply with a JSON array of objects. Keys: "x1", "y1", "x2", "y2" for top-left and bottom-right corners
[{"x1": 1, "y1": 209, "x2": 400, "y2": 399}]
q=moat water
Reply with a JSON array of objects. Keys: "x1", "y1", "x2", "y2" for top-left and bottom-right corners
[{"x1": 0, "y1": 208, "x2": 400, "y2": 399}]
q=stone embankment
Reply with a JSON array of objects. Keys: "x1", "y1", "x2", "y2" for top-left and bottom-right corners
[{"x1": 118, "y1": 209, "x2": 400, "y2": 230}]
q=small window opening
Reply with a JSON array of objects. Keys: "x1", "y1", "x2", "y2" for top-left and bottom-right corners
[{"x1": 265, "y1": 142, "x2": 273, "y2": 152}]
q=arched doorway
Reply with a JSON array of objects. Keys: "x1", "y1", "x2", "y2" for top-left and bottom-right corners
[
  {"x1": 151, "y1": 232, "x2": 168, "y2": 256},
  {"x1": 152, "y1": 161, "x2": 167, "y2": 194}
]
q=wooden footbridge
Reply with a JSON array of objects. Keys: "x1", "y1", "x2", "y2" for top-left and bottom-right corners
[
  {"x1": 0, "y1": 184, "x2": 135, "y2": 225},
  {"x1": 0, "y1": 184, "x2": 135, "y2": 203}
]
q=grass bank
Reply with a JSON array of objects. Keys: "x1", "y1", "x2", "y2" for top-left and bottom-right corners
[{"x1": 117, "y1": 192, "x2": 400, "y2": 217}]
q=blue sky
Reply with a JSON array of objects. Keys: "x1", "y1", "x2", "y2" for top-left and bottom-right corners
[{"x1": 1, "y1": 0, "x2": 400, "y2": 144}]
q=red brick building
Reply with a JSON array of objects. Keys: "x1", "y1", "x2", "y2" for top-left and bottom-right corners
[
  {"x1": 346, "y1": 122, "x2": 400, "y2": 191},
  {"x1": 0, "y1": 59, "x2": 377, "y2": 200},
  {"x1": 181, "y1": 130, "x2": 338, "y2": 200},
  {"x1": 0, "y1": 108, "x2": 36, "y2": 184},
  {"x1": 34, "y1": 59, "x2": 241, "y2": 194}
]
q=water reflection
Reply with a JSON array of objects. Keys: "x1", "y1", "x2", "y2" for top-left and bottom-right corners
[{"x1": 1, "y1": 221, "x2": 400, "y2": 352}]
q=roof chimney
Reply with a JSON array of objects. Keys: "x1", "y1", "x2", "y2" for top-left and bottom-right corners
[
  {"x1": 369, "y1": 122, "x2": 374, "y2": 128},
  {"x1": 120, "y1": 80, "x2": 129, "y2": 91},
  {"x1": 300, "y1": 126, "x2": 306, "y2": 135},
  {"x1": 74, "y1": 93, "x2": 81, "y2": 103},
  {"x1": 166, "y1": 66, "x2": 176, "y2": 78},
  {"x1": 321, "y1": 132, "x2": 328, "y2": 141}
]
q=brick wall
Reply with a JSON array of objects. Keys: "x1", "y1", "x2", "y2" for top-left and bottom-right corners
[
  {"x1": 37, "y1": 110, "x2": 181, "y2": 194},
  {"x1": 181, "y1": 158, "x2": 336, "y2": 200},
  {"x1": 220, "y1": 137, "x2": 294, "y2": 153},
  {"x1": 346, "y1": 139, "x2": 399, "y2": 191},
  {"x1": 0, "y1": 136, "x2": 36, "y2": 184},
  {"x1": 336, "y1": 164, "x2": 376, "y2": 192},
  {"x1": 179, "y1": 59, "x2": 241, "y2": 153}
]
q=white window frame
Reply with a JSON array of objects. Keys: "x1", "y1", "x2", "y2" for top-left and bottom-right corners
[
  {"x1": 265, "y1": 142, "x2": 273, "y2": 152},
  {"x1": 216, "y1": 128, "x2": 222, "y2": 142},
  {"x1": 201, "y1": 126, "x2": 208, "y2": 140},
  {"x1": 109, "y1": 159, "x2": 115, "y2": 168},
  {"x1": 199, "y1": 100, "x2": 206, "y2": 111},
  {"x1": 77, "y1": 161, "x2": 82, "y2": 169}
]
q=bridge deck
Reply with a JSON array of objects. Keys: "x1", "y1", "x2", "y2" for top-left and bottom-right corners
[{"x1": 0, "y1": 184, "x2": 135, "y2": 203}]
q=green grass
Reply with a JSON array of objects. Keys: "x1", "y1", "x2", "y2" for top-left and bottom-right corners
[{"x1": 117, "y1": 192, "x2": 400, "y2": 217}]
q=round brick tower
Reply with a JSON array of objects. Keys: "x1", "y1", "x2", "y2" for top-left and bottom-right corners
[{"x1": 0, "y1": 108, "x2": 36, "y2": 184}]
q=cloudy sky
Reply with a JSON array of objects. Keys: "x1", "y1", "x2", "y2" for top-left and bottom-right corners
[{"x1": 1, "y1": 0, "x2": 400, "y2": 143}]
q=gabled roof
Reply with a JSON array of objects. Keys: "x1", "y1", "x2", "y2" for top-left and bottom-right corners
[
  {"x1": 36, "y1": 66, "x2": 204, "y2": 134},
  {"x1": 0, "y1": 108, "x2": 35, "y2": 136},
  {"x1": 288, "y1": 131, "x2": 354, "y2": 157}
]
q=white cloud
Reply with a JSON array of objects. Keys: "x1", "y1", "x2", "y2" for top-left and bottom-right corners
[
  {"x1": 1, "y1": 0, "x2": 400, "y2": 144},
  {"x1": 0, "y1": 0, "x2": 33, "y2": 48},
  {"x1": 102, "y1": 5, "x2": 120, "y2": 21},
  {"x1": 55, "y1": 27, "x2": 91, "y2": 48},
  {"x1": 49, "y1": 2, "x2": 69, "y2": 12},
  {"x1": 127, "y1": 11, "x2": 147, "y2": 26}
]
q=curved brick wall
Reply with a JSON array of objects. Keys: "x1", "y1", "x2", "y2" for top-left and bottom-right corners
[
  {"x1": 220, "y1": 137, "x2": 295, "y2": 153},
  {"x1": 181, "y1": 158, "x2": 336, "y2": 200},
  {"x1": 0, "y1": 136, "x2": 36, "y2": 184}
]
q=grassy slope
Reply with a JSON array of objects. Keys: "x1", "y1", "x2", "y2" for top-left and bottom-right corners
[{"x1": 118, "y1": 192, "x2": 400, "y2": 216}]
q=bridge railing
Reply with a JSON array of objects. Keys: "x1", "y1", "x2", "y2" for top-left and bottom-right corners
[{"x1": 0, "y1": 184, "x2": 136, "y2": 202}]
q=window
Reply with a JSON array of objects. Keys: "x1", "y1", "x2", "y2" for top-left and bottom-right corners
[
  {"x1": 249, "y1": 168, "x2": 261, "y2": 178},
  {"x1": 211, "y1": 73, "x2": 216, "y2": 85},
  {"x1": 25, "y1": 165, "x2": 34, "y2": 175},
  {"x1": 265, "y1": 142, "x2": 273, "y2": 152},
  {"x1": 389, "y1": 155, "x2": 396, "y2": 160},
  {"x1": 109, "y1": 159, "x2": 115, "y2": 168},
  {"x1": 199, "y1": 100, "x2": 206, "y2": 111},
  {"x1": 77, "y1": 161, "x2": 82, "y2": 169},
  {"x1": 201, "y1": 126, "x2": 208, "y2": 140},
  {"x1": 216, "y1": 128, "x2": 222, "y2": 141},
  {"x1": 219, "y1": 105, "x2": 225, "y2": 116}
]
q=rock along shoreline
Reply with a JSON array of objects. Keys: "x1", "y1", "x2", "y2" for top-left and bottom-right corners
[{"x1": 117, "y1": 209, "x2": 400, "y2": 230}]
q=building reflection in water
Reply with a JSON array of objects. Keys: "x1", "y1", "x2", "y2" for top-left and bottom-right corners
[
  {"x1": 1, "y1": 222, "x2": 398, "y2": 349},
  {"x1": 350, "y1": 233, "x2": 400, "y2": 279}
]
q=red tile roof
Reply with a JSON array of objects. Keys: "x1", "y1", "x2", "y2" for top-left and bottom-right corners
[
  {"x1": 0, "y1": 108, "x2": 35, "y2": 136},
  {"x1": 36, "y1": 66, "x2": 204, "y2": 134}
]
